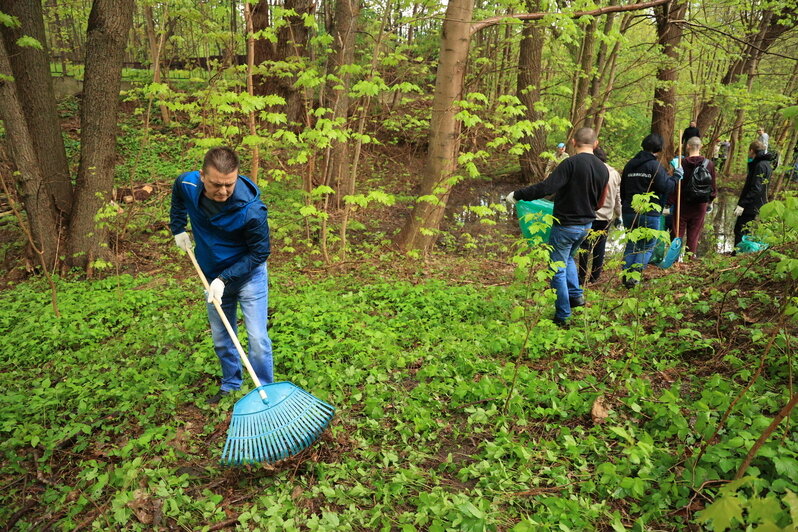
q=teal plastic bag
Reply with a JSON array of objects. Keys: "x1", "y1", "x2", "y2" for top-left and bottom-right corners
[
  {"x1": 516, "y1": 199, "x2": 554, "y2": 246},
  {"x1": 736, "y1": 235, "x2": 768, "y2": 254}
]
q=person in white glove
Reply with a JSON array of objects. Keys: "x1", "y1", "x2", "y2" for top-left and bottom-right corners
[
  {"x1": 505, "y1": 191, "x2": 517, "y2": 206},
  {"x1": 733, "y1": 140, "x2": 773, "y2": 248},
  {"x1": 170, "y1": 147, "x2": 274, "y2": 405},
  {"x1": 174, "y1": 232, "x2": 192, "y2": 252}
]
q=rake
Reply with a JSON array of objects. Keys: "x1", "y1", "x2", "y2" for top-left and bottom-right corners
[{"x1": 186, "y1": 248, "x2": 335, "y2": 465}]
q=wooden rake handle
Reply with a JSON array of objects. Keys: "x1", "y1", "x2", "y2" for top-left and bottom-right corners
[{"x1": 186, "y1": 247, "x2": 269, "y2": 402}]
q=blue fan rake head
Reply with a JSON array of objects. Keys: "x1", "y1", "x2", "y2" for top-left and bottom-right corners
[{"x1": 221, "y1": 381, "x2": 335, "y2": 465}]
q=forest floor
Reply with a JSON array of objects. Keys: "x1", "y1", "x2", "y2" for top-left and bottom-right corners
[{"x1": 0, "y1": 113, "x2": 796, "y2": 531}]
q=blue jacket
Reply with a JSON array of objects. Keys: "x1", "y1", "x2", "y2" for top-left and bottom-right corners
[
  {"x1": 170, "y1": 171, "x2": 270, "y2": 283},
  {"x1": 620, "y1": 151, "x2": 676, "y2": 216}
]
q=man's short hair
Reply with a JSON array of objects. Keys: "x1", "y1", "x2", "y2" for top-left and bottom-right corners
[
  {"x1": 750, "y1": 140, "x2": 765, "y2": 153},
  {"x1": 573, "y1": 127, "x2": 596, "y2": 147},
  {"x1": 642, "y1": 133, "x2": 663, "y2": 153},
  {"x1": 686, "y1": 136, "x2": 702, "y2": 150},
  {"x1": 593, "y1": 146, "x2": 607, "y2": 162},
  {"x1": 203, "y1": 147, "x2": 240, "y2": 174}
]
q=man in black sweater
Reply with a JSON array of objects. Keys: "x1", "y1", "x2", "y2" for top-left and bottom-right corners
[
  {"x1": 682, "y1": 121, "x2": 700, "y2": 146},
  {"x1": 506, "y1": 127, "x2": 609, "y2": 327}
]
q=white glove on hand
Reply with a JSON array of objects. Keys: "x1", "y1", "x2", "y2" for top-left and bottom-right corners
[
  {"x1": 706, "y1": 204, "x2": 713, "y2": 214},
  {"x1": 207, "y1": 278, "x2": 225, "y2": 303},
  {"x1": 174, "y1": 232, "x2": 192, "y2": 252},
  {"x1": 734, "y1": 205, "x2": 745, "y2": 217},
  {"x1": 505, "y1": 191, "x2": 517, "y2": 206}
]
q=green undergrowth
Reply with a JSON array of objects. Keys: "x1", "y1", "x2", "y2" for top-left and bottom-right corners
[{"x1": 0, "y1": 247, "x2": 796, "y2": 531}]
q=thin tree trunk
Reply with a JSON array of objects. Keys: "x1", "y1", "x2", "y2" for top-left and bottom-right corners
[
  {"x1": 66, "y1": 0, "x2": 135, "y2": 270},
  {"x1": 326, "y1": 0, "x2": 359, "y2": 201},
  {"x1": 0, "y1": 0, "x2": 73, "y2": 216},
  {"x1": 651, "y1": 1, "x2": 687, "y2": 161},
  {"x1": 570, "y1": 18, "x2": 597, "y2": 131},
  {"x1": 397, "y1": 0, "x2": 474, "y2": 252},
  {"x1": 49, "y1": 0, "x2": 69, "y2": 76},
  {"x1": 143, "y1": 4, "x2": 170, "y2": 125},
  {"x1": 243, "y1": 2, "x2": 259, "y2": 182},
  {"x1": 516, "y1": 0, "x2": 546, "y2": 183}
]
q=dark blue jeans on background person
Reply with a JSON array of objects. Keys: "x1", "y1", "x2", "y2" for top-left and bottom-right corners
[
  {"x1": 205, "y1": 263, "x2": 274, "y2": 392},
  {"x1": 548, "y1": 222, "x2": 592, "y2": 322},
  {"x1": 621, "y1": 212, "x2": 660, "y2": 276},
  {"x1": 733, "y1": 210, "x2": 758, "y2": 248}
]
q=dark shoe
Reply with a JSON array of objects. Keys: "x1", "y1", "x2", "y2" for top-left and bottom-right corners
[
  {"x1": 569, "y1": 295, "x2": 585, "y2": 308},
  {"x1": 206, "y1": 390, "x2": 230, "y2": 405},
  {"x1": 553, "y1": 317, "x2": 569, "y2": 328},
  {"x1": 623, "y1": 279, "x2": 639, "y2": 289}
]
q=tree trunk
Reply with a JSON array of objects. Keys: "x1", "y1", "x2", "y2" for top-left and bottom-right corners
[
  {"x1": 327, "y1": 0, "x2": 359, "y2": 200},
  {"x1": 66, "y1": 0, "x2": 134, "y2": 270},
  {"x1": 569, "y1": 18, "x2": 597, "y2": 131},
  {"x1": 252, "y1": 0, "x2": 315, "y2": 126},
  {"x1": 516, "y1": 0, "x2": 547, "y2": 183},
  {"x1": 397, "y1": 0, "x2": 474, "y2": 252},
  {"x1": 244, "y1": 1, "x2": 259, "y2": 182},
  {"x1": 650, "y1": 1, "x2": 686, "y2": 161},
  {"x1": 0, "y1": 39, "x2": 61, "y2": 267},
  {"x1": 0, "y1": 0, "x2": 73, "y2": 216}
]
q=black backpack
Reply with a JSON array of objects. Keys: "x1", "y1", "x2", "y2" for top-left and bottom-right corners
[{"x1": 684, "y1": 159, "x2": 713, "y2": 203}]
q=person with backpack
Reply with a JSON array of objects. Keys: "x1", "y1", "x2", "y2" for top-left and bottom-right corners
[
  {"x1": 733, "y1": 140, "x2": 774, "y2": 248},
  {"x1": 620, "y1": 133, "x2": 677, "y2": 288},
  {"x1": 671, "y1": 136, "x2": 717, "y2": 257}
]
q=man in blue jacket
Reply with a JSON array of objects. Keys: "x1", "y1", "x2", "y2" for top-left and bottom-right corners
[
  {"x1": 506, "y1": 127, "x2": 609, "y2": 327},
  {"x1": 170, "y1": 147, "x2": 273, "y2": 404},
  {"x1": 620, "y1": 133, "x2": 676, "y2": 288}
]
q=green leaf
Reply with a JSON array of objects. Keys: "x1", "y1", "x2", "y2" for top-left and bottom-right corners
[
  {"x1": 15, "y1": 35, "x2": 43, "y2": 50},
  {"x1": 772, "y1": 456, "x2": 798, "y2": 480},
  {"x1": 696, "y1": 494, "x2": 743, "y2": 531},
  {"x1": 747, "y1": 495, "x2": 782, "y2": 524},
  {"x1": 784, "y1": 490, "x2": 798, "y2": 525}
]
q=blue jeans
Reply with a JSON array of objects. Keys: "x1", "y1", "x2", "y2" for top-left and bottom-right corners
[
  {"x1": 622, "y1": 212, "x2": 660, "y2": 272},
  {"x1": 548, "y1": 222, "x2": 591, "y2": 321},
  {"x1": 206, "y1": 263, "x2": 274, "y2": 391}
]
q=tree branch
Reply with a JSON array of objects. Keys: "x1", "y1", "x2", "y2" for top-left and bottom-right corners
[
  {"x1": 470, "y1": 0, "x2": 670, "y2": 35},
  {"x1": 675, "y1": 19, "x2": 798, "y2": 62}
]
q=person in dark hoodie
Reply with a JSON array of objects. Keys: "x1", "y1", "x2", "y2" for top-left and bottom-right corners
[
  {"x1": 170, "y1": 147, "x2": 273, "y2": 404},
  {"x1": 506, "y1": 127, "x2": 609, "y2": 327},
  {"x1": 620, "y1": 133, "x2": 677, "y2": 287},
  {"x1": 671, "y1": 136, "x2": 717, "y2": 257},
  {"x1": 733, "y1": 140, "x2": 773, "y2": 247}
]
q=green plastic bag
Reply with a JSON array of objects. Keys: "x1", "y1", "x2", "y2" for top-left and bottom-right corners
[{"x1": 516, "y1": 199, "x2": 554, "y2": 246}]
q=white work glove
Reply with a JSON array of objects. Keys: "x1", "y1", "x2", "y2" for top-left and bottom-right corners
[
  {"x1": 207, "y1": 278, "x2": 225, "y2": 303},
  {"x1": 505, "y1": 191, "x2": 517, "y2": 206},
  {"x1": 706, "y1": 203, "x2": 713, "y2": 214},
  {"x1": 663, "y1": 206, "x2": 672, "y2": 216},
  {"x1": 734, "y1": 205, "x2": 745, "y2": 217},
  {"x1": 174, "y1": 232, "x2": 192, "y2": 252}
]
